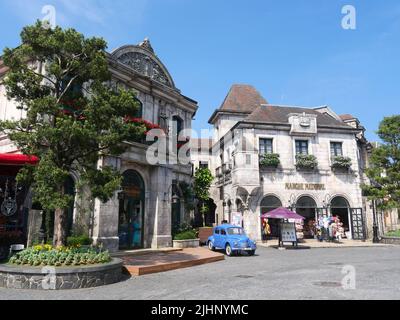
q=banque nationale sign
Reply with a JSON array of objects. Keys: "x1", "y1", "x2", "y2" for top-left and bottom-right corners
[{"x1": 285, "y1": 183, "x2": 326, "y2": 191}]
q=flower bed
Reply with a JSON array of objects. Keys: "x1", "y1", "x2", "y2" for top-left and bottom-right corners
[{"x1": 8, "y1": 244, "x2": 111, "y2": 267}]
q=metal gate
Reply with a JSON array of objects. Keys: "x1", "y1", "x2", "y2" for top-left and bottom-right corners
[{"x1": 350, "y1": 208, "x2": 366, "y2": 240}]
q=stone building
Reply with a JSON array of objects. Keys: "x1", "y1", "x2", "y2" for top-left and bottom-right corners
[
  {"x1": 192, "y1": 84, "x2": 371, "y2": 241},
  {"x1": 0, "y1": 39, "x2": 198, "y2": 252}
]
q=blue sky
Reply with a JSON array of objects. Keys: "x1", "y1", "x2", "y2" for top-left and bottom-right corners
[{"x1": 1, "y1": 0, "x2": 399, "y2": 141}]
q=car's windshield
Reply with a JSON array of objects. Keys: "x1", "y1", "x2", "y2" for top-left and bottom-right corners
[{"x1": 227, "y1": 227, "x2": 245, "y2": 235}]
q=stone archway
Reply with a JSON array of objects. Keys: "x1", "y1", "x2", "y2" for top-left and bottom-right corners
[
  {"x1": 296, "y1": 196, "x2": 317, "y2": 239},
  {"x1": 118, "y1": 170, "x2": 145, "y2": 249},
  {"x1": 330, "y1": 196, "x2": 351, "y2": 239},
  {"x1": 260, "y1": 195, "x2": 283, "y2": 238}
]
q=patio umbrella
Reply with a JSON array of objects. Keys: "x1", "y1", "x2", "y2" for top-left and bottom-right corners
[{"x1": 261, "y1": 207, "x2": 305, "y2": 221}]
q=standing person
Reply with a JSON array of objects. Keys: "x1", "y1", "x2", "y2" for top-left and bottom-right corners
[{"x1": 264, "y1": 219, "x2": 271, "y2": 240}]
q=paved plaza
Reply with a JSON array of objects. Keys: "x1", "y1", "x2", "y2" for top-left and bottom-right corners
[{"x1": 1, "y1": 246, "x2": 400, "y2": 300}]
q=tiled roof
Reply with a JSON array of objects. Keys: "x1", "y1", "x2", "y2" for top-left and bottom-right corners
[
  {"x1": 244, "y1": 105, "x2": 352, "y2": 129},
  {"x1": 339, "y1": 114, "x2": 357, "y2": 121},
  {"x1": 219, "y1": 84, "x2": 268, "y2": 113}
]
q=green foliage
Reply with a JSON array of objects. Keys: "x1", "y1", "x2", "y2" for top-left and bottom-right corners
[
  {"x1": 295, "y1": 154, "x2": 318, "y2": 170},
  {"x1": 173, "y1": 230, "x2": 197, "y2": 240},
  {"x1": 179, "y1": 181, "x2": 195, "y2": 211},
  {"x1": 193, "y1": 168, "x2": 213, "y2": 202},
  {"x1": 8, "y1": 244, "x2": 111, "y2": 267},
  {"x1": 331, "y1": 156, "x2": 352, "y2": 169},
  {"x1": 363, "y1": 115, "x2": 400, "y2": 209},
  {"x1": 259, "y1": 153, "x2": 280, "y2": 167},
  {"x1": 0, "y1": 21, "x2": 144, "y2": 245},
  {"x1": 385, "y1": 230, "x2": 400, "y2": 237},
  {"x1": 66, "y1": 235, "x2": 92, "y2": 247}
]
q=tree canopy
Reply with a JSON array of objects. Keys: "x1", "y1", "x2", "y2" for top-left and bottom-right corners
[
  {"x1": 363, "y1": 115, "x2": 400, "y2": 209},
  {"x1": 0, "y1": 21, "x2": 145, "y2": 245}
]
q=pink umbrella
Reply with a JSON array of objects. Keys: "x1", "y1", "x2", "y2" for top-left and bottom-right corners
[{"x1": 261, "y1": 207, "x2": 305, "y2": 220}]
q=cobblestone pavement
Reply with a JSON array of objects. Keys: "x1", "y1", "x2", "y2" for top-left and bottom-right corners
[{"x1": 1, "y1": 246, "x2": 400, "y2": 300}]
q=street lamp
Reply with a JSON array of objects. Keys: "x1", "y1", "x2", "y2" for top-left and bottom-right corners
[{"x1": 371, "y1": 199, "x2": 380, "y2": 243}]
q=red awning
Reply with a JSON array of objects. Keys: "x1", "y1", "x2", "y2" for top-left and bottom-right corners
[{"x1": 0, "y1": 153, "x2": 39, "y2": 166}]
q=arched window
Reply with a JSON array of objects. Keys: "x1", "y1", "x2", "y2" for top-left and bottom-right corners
[
  {"x1": 330, "y1": 196, "x2": 350, "y2": 208},
  {"x1": 296, "y1": 196, "x2": 317, "y2": 208},
  {"x1": 260, "y1": 196, "x2": 282, "y2": 214},
  {"x1": 133, "y1": 98, "x2": 143, "y2": 118}
]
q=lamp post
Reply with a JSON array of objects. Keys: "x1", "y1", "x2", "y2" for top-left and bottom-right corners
[
  {"x1": 371, "y1": 199, "x2": 380, "y2": 243},
  {"x1": 222, "y1": 193, "x2": 231, "y2": 224}
]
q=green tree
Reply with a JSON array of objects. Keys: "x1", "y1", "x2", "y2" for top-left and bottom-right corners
[
  {"x1": 363, "y1": 115, "x2": 400, "y2": 209},
  {"x1": 193, "y1": 167, "x2": 213, "y2": 226},
  {"x1": 0, "y1": 21, "x2": 146, "y2": 246}
]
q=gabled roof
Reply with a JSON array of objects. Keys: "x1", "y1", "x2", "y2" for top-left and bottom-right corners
[
  {"x1": 219, "y1": 84, "x2": 268, "y2": 113},
  {"x1": 244, "y1": 105, "x2": 353, "y2": 129}
]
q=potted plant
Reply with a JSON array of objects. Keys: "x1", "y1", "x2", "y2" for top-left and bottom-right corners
[
  {"x1": 260, "y1": 153, "x2": 280, "y2": 168},
  {"x1": 295, "y1": 154, "x2": 318, "y2": 170}
]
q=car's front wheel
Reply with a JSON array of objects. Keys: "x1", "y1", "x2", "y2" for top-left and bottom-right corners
[
  {"x1": 225, "y1": 244, "x2": 233, "y2": 256},
  {"x1": 208, "y1": 241, "x2": 215, "y2": 251}
]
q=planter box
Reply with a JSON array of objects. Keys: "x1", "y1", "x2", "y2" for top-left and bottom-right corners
[
  {"x1": 173, "y1": 239, "x2": 200, "y2": 249},
  {"x1": 198, "y1": 227, "x2": 214, "y2": 244}
]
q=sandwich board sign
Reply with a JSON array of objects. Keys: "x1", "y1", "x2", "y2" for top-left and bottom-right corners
[{"x1": 279, "y1": 222, "x2": 298, "y2": 247}]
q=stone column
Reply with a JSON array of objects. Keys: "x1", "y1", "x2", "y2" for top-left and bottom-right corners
[
  {"x1": 92, "y1": 194, "x2": 120, "y2": 252},
  {"x1": 148, "y1": 166, "x2": 173, "y2": 248}
]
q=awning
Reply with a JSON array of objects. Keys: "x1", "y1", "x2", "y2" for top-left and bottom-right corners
[
  {"x1": 261, "y1": 207, "x2": 305, "y2": 220},
  {"x1": 0, "y1": 153, "x2": 39, "y2": 166}
]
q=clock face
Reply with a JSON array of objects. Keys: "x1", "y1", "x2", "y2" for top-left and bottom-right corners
[{"x1": 1, "y1": 198, "x2": 17, "y2": 217}]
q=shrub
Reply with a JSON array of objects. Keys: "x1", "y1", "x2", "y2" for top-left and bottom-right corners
[
  {"x1": 67, "y1": 235, "x2": 92, "y2": 247},
  {"x1": 8, "y1": 245, "x2": 111, "y2": 267},
  {"x1": 331, "y1": 156, "x2": 352, "y2": 169},
  {"x1": 173, "y1": 230, "x2": 197, "y2": 241},
  {"x1": 295, "y1": 154, "x2": 318, "y2": 170},
  {"x1": 260, "y1": 153, "x2": 280, "y2": 167}
]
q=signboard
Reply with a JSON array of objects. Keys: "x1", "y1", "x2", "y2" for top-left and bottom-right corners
[
  {"x1": 280, "y1": 222, "x2": 298, "y2": 244},
  {"x1": 231, "y1": 212, "x2": 242, "y2": 227},
  {"x1": 285, "y1": 183, "x2": 325, "y2": 191}
]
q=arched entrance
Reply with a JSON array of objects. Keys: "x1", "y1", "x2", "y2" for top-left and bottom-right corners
[
  {"x1": 296, "y1": 196, "x2": 317, "y2": 238},
  {"x1": 118, "y1": 170, "x2": 145, "y2": 249},
  {"x1": 260, "y1": 196, "x2": 282, "y2": 238},
  {"x1": 330, "y1": 196, "x2": 350, "y2": 239}
]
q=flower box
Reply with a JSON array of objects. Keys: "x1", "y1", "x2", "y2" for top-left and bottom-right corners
[
  {"x1": 259, "y1": 153, "x2": 280, "y2": 168},
  {"x1": 295, "y1": 154, "x2": 318, "y2": 170}
]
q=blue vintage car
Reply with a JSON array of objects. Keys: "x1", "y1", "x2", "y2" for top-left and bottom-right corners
[{"x1": 207, "y1": 224, "x2": 257, "y2": 256}]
